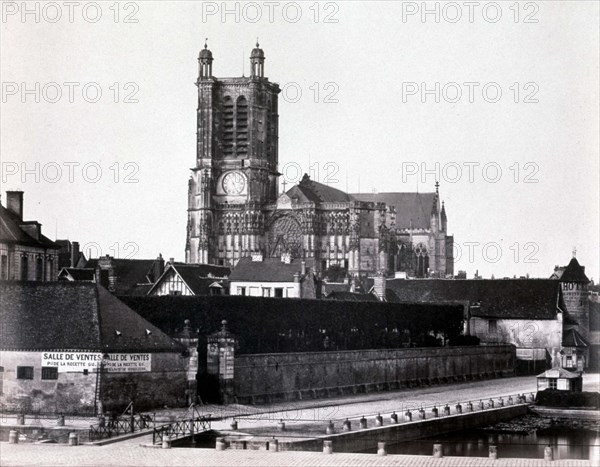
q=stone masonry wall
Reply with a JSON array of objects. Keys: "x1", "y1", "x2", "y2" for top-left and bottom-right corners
[{"x1": 233, "y1": 345, "x2": 515, "y2": 404}]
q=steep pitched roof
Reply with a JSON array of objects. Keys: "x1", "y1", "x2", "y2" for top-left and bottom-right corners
[
  {"x1": 384, "y1": 279, "x2": 562, "y2": 319},
  {"x1": 229, "y1": 257, "x2": 314, "y2": 282},
  {"x1": 58, "y1": 267, "x2": 95, "y2": 281},
  {"x1": 0, "y1": 204, "x2": 59, "y2": 249},
  {"x1": 350, "y1": 192, "x2": 437, "y2": 229},
  {"x1": 286, "y1": 174, "x2": 353, "y2": 204},
  {"x1": 80, "y1": 258, "x2": 162, "y2": 295},
  {"x1": 537, "y1": 367, "x2": 581, "y2": 379},
  {"x1": 562, "y1": 328, "x2": 590, "y2": 347},
  {"x1": 0, "y1": 281, "x2": 183, "y2": 353},
  {"x1": 0, "y1": 281, "x2": 101, "y2": 351},
  {"x1": 96, "y1": 286, "x2": 184, "y2": 353},
  {"x1": 559, "y1": 258, "x2": 589, "y2": 283},
  {"x1": 148, "y1": 263, "x2": 230, "y2": 296}
]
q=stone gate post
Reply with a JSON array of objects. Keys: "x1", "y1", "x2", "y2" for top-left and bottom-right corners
[{"x1": 207, "y1": 320, "x2": 238, "y2": 404}]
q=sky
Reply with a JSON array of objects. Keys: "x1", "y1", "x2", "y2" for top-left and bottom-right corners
[{"x1": 1, "y1": 1, "x2": 598, "y2": 280}]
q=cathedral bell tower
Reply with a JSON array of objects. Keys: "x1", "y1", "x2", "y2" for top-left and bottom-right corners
[{"x1": 186, "y1": 41, "x2": 281, "y2": 266}]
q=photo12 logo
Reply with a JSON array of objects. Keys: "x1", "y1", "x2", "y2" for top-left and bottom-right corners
[
  {"x1": 1, "y1": 161, "x2": 140, "y2": 184},
  {"x1": 2, "y1": 82, "x2": 140, "y2": 104},
  {"x1": 281, "y1": 161, "x2": 340, "y2": 186},
  {"x1": 400, "y1": 2, "x2": 539, "y2": 24},
  {"x1": 401, "y1": 82, "x2": 539, "y2": 104},
  {"x1": 401, "y1": 162, "x2": 540, "y2": 184},
  {"x1": 454, "y1": 241, "x2": 540, "y2": 265},
  {"x1": 280, "y1": 82, "x2": 340, "y2": 104},
  {"x1": 201, "y1": 1, "x2": 340, "y2": 24},
  {"x1": 81, "y1": 241, "x2": 140, "y2": 259},
  {"x1": 1, "y1": 1, "x2": 140, "y2": 24}
]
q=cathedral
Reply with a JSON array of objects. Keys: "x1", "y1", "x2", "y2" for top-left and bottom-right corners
[{"x1": 185, "y1": 42, "x2": 454, "y2": 278}]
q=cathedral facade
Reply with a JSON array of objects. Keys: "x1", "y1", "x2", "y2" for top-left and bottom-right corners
[{"x1": 186, "y1": 43, "x2": 454, "y2": 278}]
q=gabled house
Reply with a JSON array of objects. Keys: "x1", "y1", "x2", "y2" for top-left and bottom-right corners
[
  {"x1": 147, "y1": 263, "x2": 231, "y2": 296},
  {"x1": 378, "y1": 277, "x2": 565, "y2": 373},
  {"x1": 59, "y1": 254, "x2": 167, "y2": 296},
  {"x1": 0, "y1": 281, "x2": 187, "y2": 413},
  {"x1": 228, "y1": 253, "x2": 317, "y2": 298},
  {"x1": 0, "y1": 191, "x2": 60, "y2": 281}
]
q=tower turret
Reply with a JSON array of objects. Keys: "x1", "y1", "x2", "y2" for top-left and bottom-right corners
[
  {"x1": 559, "y1": 255, "x2": 590, "y2": 339},
  {"x1": 441, "y1": 201, "x2": 447, "y2": 232},
  {"x1": 198, "y1": 39, "x2": 213, "y2": 80},
  {"x1": 250, "y1": 40, "x2": 265, "y2": 78}
]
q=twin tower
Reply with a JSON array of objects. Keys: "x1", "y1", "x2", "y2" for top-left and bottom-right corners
[{"x1": 186, "y1": 42, "x2": 281, "y2": 265}]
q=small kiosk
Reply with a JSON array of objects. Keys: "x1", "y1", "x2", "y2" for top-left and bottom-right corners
[{"x1": 536, "y1": 367, "x2": 583, "y2": 392}]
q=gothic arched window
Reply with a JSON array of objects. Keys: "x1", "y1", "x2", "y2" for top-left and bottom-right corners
[
  {"x1": 268, "y1": 215, "x2": 302, "y2": 258},
  {"x1": 415, "y1": 243, "x2": 429, "y2": 278},
  {"x1": 236, "y1": 96, "x2": 248, "y2": 156},
  {"x1": 222, "y1": 96, "x2": 234, "y2": 156}
]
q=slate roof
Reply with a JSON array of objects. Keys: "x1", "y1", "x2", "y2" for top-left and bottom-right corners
[
  {"x1": 149, "y1": 263, "x2": 230, "y2": 295},
  {"x1": 350, "y1": 192, "x2": 437, "y2": 229},
  {"x1": 537, "y1": 367, "x2": 581, "y2": 379},
  {"x1": 286, "y1": 174, "x2": 353, "y2": 204},
  {"x1": 229, "y1": 257, "x2": 314, "y2": 282},
  {"x1": 58, "y1": 267, "x2": 95, "y2": 281},
  {"x1": 558, "y1": 258, "x2": 589, "y2": 283},
  {"x1": 83, "y1": 258, "x2": 159, "y2": 295},
  {"x1": 0, "y1": 281, "x2": 183, "y2": 353},
  {"x1": 325, "y1": 291, "x2": 378, "y2": 302},
  {"x1": 321, "y1": 282, "x2": 351, "y2": 296},
  {"x1": 562, "y1": 328, "x2": 590, "y2": 348},
  {"x1": 384, "y1": 279, "x2": 562, "y2": 319},
  {"x1": 95, "y1": 286, "x2": 184, "y2": 352},
  {"x1": 0, "y1": 204, "x2": 59, "y2": 249}
]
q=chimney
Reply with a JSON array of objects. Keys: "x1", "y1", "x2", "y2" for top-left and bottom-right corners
[
  {"x1": 6, "y1": 191, "x2": 24, "y2": 219},
  {"x1": 71, "y1": 242, "x2": 80, "y2": 268},
  {"x1": 373, "y1": 272, "x2": 386, "y2": 301},
  {"x1": 153, "y1": 254, "x2": 165, "y2": 282}
]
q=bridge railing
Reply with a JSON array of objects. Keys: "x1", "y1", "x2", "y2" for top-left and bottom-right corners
[
  {"x1": 236, "y1": 392, "x2": 536, "y2": 428},
  {"x1": 152, "y1": 415, "x2": 212, "y2": 445},
  {"x1": 89, "y1": 413, "x2": 154, "y2": 441}
]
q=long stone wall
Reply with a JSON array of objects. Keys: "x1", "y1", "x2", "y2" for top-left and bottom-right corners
[{"x1": 233, "y1": 345, "x2": 515, "y2": 404}]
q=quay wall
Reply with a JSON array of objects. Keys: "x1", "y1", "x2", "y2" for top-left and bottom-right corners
[{"x1": 233, "y1": 345, "x2": 515, "y2": 404}]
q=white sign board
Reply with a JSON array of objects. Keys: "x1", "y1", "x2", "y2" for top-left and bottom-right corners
[{"x1": 41, "y1": 352, "x2": 151, "y2": 373}]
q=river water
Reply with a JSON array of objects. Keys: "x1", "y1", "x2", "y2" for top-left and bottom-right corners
[{"x1": 377, "y1": 425, "x2": 599, "y2": 460}]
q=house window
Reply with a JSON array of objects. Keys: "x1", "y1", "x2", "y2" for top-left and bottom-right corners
[
  {"x1": 237, "y1": 286, "x2": 246, "y2": 296},
  {"x1": 21, "y1": 256, "x2": 28, "y2": 280},
  {"x1": 274, "y1": 288, "x2": 284, "y2": 298},
  {"x1": 46, "y1": 258, "x2": 53, "y2": 281},
  {"x1": 36, "y1": 256, "x2": 43, "y2": 281},
  {"x1": 17, "y1": 366, "x2": 34, "y2": 380},
  {"x1": 0, "y1": 255, "x2": 7, "y2": 279},
  {"x1": 488, "y1": 320, "x2": 498, "y2": 334},
  {"x1": 41, "y1": 367, "x2": 58, "y2": 380},
  {"x1": 565, "y1": 356, "x2": 574, "y2": 368},
  {"x1": 548, "y1": 379, "x2": 557, "y2": 390},
  {"x1": 169, "y1": 290, "x2": 182, "y2": 296},
  {"x1": 262, "y1": 288, "x2": 271, "y2": 297}
]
